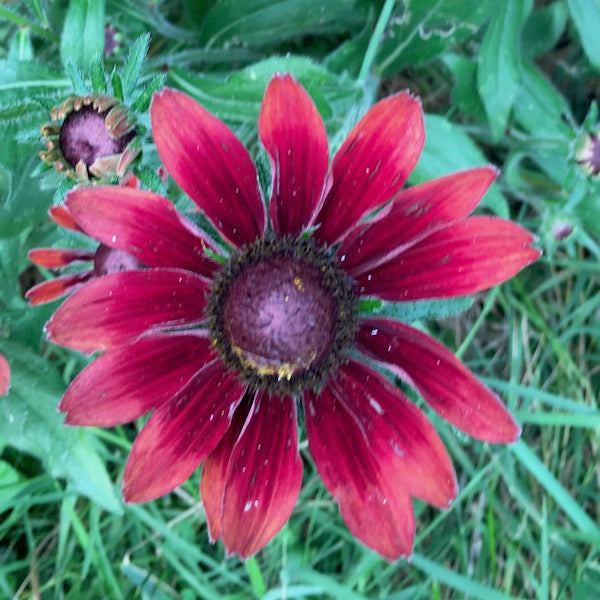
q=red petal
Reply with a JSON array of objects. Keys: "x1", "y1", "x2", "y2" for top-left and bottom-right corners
[
  {"x1": 45, "y1": 269, "x2": 209, "y2": 352},
  {"x1": 28, "y1": 247, "x2": 95, "y2": 268},
  {"x1": 259, "y1": 74, "x2": 329, "y2": 235},
  {"x1": 25, "y1": 270, "x2": 94, "y2": 305},
  {"x1": 304, "y1": 375, "x2": 417, "y2": 560},
  {"x1": 65, "y1": 186, "x2": 219, "y2": 277},
  {"x1": 217, "y1": 392, "x2": 302, "y2": 558},
  {"x1": 151, "y1": 88, "x2": 265, "y2": 247},
  {"x1": 0, "y1": 353, "x2": 9, "y2": 396},
  {"x1": 338, "y1": 167, "x2": 498, "y2": 276},
  {"x1": 49, "y1": 205, "x2": 81, "y2": 231},
  {"x1": 334, "y1": 361, "x2": 456, "y2": 507},
  {"x1": 123, "y1": 360, "x2": 247, "y2": 502},
  {"x1": 60, "y1": 333, "x2": 214, "y2": 426},
  {"x1": 356, "y1": 216, "x2": 541, "y2": 301},
  {"x1": 356, "y1": 319, "x2": 520, "y2": 443},
  {"x1": 313, "y1": 93, "x2": 424, "y2": 245},
  {"x1": 201, "y1": 401, "x2": 252, "y2": 544}
]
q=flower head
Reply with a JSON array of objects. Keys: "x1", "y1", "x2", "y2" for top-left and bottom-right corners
[
  {"x1": 40, "y1": 94, "x2": 138, "y2": 181},
  {"x1": 26, "y1": 175, "x2": 144, "y2": 305},
  {"x1": 41, "y1": 75, "x2": 540, "y2": 560},
  {"x1": 576, "y1": 131, "x2": 600, "y2": 176},
  {"x1": 0, "y1": 352, "x2": 9, "y2": 397}
]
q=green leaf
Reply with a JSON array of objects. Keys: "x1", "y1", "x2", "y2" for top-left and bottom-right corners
[
  {"x1": 410, "y1": 114, "x2": 509, "y2": 217},
  {"x1": 60, "y1": 0, "x2": 105, "y2": 72},
  {"x1": 0, "y1": 341, "x2": 122, "y2": 514},
  {"x1": 567, "y1": 0, "x2": 600, "y2": 69},
  {"x1": 0, "y1": 459, "x2": 26, "y2": 506},
  {"x1": 199, "y1": 0, "x2": 365, "y2": 48},
  {"x1": 477, "y1": 0, "x2": 525, "y2": 141},
  {"x1": 522, "y1": 0, "x2": 569, "y2": 57},
  {"x1": 168, "y1": 56, "x2": 362, "y2": 136},
  {"x1": 359, "y1": 296, "x2": 474, "y2": 323},
  {"x1": 121, "y1": 33, "x2": 150, "y2": 98},
  {"x1": 377, "y1": 0, "x2": 492, "y2": 76},
  {"x1": 442, "y1": 53, "x2": 486, "y2": 121},
  {"x1": 0, "y1": 59, "x2": 70, "y2": 125},
  {"x1": 0, "y1": 129, "x2": 54, "y2": 238}
]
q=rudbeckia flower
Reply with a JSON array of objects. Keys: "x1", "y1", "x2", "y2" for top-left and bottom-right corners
[
  {"x1": 42, "y1": 74, "x2": 540, "y2": 560},
  {"x1": 26, "y1": 175, "x2": 144, "y2": 305},
  {"x1": 40, "y1": 94, "x2": 138, "y2": 181},
  {"x1": 0, "y1": 352, "x2": 9, "y2": 396}
]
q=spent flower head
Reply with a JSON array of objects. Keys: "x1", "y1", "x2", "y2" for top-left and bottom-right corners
[
  {"x1": 39, "y1": 94, "x2": 138, "y2": 182},
  {"x1": 36, "y1": 74, "x2": 540, "y2": 560}
]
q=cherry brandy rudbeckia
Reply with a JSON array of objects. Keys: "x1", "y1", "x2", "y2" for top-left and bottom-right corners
[{"x1": 43, "y1": 75, "x2": 540, "y2": 560}]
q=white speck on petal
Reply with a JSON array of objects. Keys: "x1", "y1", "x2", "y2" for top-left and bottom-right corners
[{"x1": 371, "y1": 328, "x2": 378, "y2": 336}]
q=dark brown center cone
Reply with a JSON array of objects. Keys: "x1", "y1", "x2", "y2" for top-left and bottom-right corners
[
  {"x1": 59, "y1": 106, "x2": 129, "y2": 168},
  {"x1": 222, "y1": 256, "x2": 337, "y2": 380}
]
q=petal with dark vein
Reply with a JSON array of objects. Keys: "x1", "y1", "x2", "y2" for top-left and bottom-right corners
[
  {"x1": 123, "y1": 359, "x2": 247, "y2": 502},
  {"x1": 28, "y1": 247, "x2": 95, "y2": 268},
  {"x1": 259, "y1": 74, "x2": 329, "y2": 235},
  {"x1": 151, "y1": 88, "x2": 265, "y2": 247},
  {"x1": 313, "y1": 92, "x2": 424, "y2": 245},
  {"x1": 356, "y1": 318, "x2": 520, "y2": 443},
  {"x1": 333, "y1": 361, "x2": 457, "y2": 507},
  {"x1": 304, "y1": 377, "x2": 416, "y2": 560},
  {"x1": 65, "y1": 186, "x2": 220, "y2": 277},
  {"x1": 339, "y1": 167, "x2": 498, "y2": 276},
  {"x1": 45, "y1": 269, "x2": 209, "y2": 352},
  {"x1": 356, "y1": 216, "x2": 540, "y2": 301},
  {"x1": 25, "y1": 270, "x2": 94, "y2": 305},
  {"x1": 216, "y1": 392, "x2": 302, "y2": 558},
  {"x1": 60, "y1": 333, "x2": 215, "y2": 426}
]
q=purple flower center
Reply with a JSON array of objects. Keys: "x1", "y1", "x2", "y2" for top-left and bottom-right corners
[
  {"x1": 93, "y1": 244, "x2": 144, "y2": 276},
  {"x1": 223, "y1": 256, "x2": 336, "y2": 379},
  {"x1": 59, "y1": 106, "x2": 129, "y2": 169},
  {"x1": 209, "y1": 237, "x2": 357, "y2": 394}
]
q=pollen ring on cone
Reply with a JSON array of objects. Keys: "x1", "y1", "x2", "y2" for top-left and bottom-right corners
[{"x1": 208, "y1": 236, "x2": 357, "y2": 395}]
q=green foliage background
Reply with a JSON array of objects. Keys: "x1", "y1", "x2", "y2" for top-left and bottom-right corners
[{"x1": 0, "y1": 0, "x2": 599, "y2": 598}]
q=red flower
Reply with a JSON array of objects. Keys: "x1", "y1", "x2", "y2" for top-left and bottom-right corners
[
  {"x1": 43, "y1": 75, "x2": 540, "y2": 560},
  {"x1": 26, "y1": 174, "x2": 144, "y2": 305},
  {"x1": 0, "y1": 352, "x2": 9, "y2": 396}
]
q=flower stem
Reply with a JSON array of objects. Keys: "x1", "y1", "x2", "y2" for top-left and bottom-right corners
[{"x1": 358, "y1": 0, "x2": 396, "y2": 84}]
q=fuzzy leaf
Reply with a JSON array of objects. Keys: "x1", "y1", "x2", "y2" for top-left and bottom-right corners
[{"x1": 122, "y1": 33, "x2": 150, "y2": 98}]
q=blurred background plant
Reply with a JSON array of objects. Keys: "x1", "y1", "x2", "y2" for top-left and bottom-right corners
[{"x1": 0, "y1": 0, "x2": 598, "y2": 598}]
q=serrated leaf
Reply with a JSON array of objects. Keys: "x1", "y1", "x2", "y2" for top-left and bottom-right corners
[
  {"x1": 359, "y1": 296, "x2": 474, "y2": 323},
  {"x1": 0, "y1": 59, "x2": 70, "y2": 125},
  {"x1": 377, "y1": 0, "x2": 492, "y2": 76},
  {"x1": 199, "y1": 0, "x2": 365, "y2": 48},
  {"x1": 567, "y1": 0, "x2": 600, "y2": 69},
  {"x1": 121, "y1": 33, "x2": 150, "y2": 98},
  {"x1": 0, "y1": 341, "x2": 122, "y2": 513},
  {"x1": 60, "y1": 0, "x2": 105, "y2": 72},
  {"x1": 477, "y1": 0, "x2": 525, "y2": 141},
  {"x1": 410, "y1": 114, "x2": 509, "y2": 217}
]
